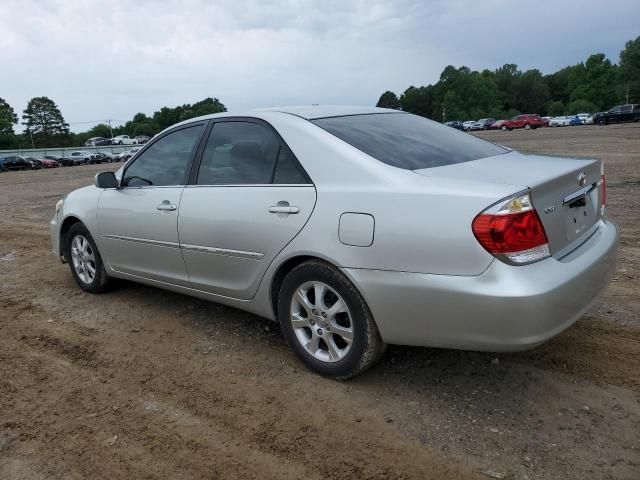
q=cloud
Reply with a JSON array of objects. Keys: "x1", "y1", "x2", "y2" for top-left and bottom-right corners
[{"x1": 0, "y1": 0, "x2": 637, "y2": 131}]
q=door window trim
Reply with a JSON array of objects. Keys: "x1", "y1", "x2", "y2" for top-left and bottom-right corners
[
  {"x1": 120, "y1": 121, "x2": 207, "y2": 189},
  {"x1": 188, "y1": 117, "x2": 313, "y2": 187}
]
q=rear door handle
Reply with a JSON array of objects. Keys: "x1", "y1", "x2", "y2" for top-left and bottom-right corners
[
  {"x1": 269, "y1": 206, "x2": 300, "y2": 214},
  {"x1": 156, "y1": 202, "x2": 177, "y2": 211}
]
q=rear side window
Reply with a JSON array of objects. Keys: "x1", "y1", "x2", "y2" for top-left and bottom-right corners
[
  {"x1": 312, "y1": 113, "x2": 507, "y2": 170},
  {"x1": 273, "y1": 146, "x2": 308, "y2": 184},
  {"x1": 197, "y1": 122, "x2": 280, "y2": 185}
]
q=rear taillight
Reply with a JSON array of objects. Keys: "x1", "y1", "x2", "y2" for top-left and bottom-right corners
[{"x1": 472, "y1": 192, "x2": 550, "y2": 265}]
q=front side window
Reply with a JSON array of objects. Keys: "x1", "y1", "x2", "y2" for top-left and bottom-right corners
[
  {"x1": 313, "y1": 113, "x2": 507, "y2": 170},
  {"x1": 123, "y1": 125, "x2": 202, "y2": 187},
  {"x1": 196, "y1": 121, "x2": 281, "y2": 185},
  {"x1": 610, "y1": 106, "x2": 622, "y2": 113}
]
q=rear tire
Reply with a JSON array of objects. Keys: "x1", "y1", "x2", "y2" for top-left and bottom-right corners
[
  {"x1": 65, "y1": 223, "x2": 113, "y2": 294},
  {"x1": 278, "y1": 260, "x2": 386, "y2": 379}
]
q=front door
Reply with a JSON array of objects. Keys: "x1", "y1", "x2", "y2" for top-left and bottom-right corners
[
  {"x1": 178, "y1": 120, "x2": 316, "y2": 299},
  {"x1": 97, "y1": 124, "x2": 204, "y2": 285}
]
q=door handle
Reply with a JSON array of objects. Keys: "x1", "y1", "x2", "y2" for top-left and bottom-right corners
[
  {"x1": 269, "y1": 206, "x2": 300, "y2": 214},
  {"x1": 156, "y1": 202, "x2": 177, "y2": 211}
]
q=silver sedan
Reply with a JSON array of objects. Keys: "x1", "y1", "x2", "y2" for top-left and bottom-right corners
[{"x1": 50, "y1": 106, "x2": 618, "y2": 378}]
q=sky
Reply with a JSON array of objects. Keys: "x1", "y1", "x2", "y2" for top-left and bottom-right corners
[{"x1": 1, "y1": 0, "x2": 638, "y2": 132}]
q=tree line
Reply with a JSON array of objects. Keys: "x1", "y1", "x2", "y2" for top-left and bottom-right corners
[
  {"x1": 377, "y1": 36, "x2": 640, "y2": 122},
  {"x1": 0, "y1": 97, "x2": 226, "y2": 150}
]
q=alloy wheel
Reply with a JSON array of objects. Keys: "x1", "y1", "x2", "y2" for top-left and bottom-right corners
[
  {"x1": 70, "y1": 235, "x2": 96, "y2": 284},
  {"x1": 289, "y1": 281, "x2": 354, "y2": 363}
]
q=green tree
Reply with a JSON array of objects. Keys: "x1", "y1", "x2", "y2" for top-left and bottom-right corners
[
  {"x1": 568, "y1": 54, "x2": 617, "y2": 109},
  {"x1": 0, "y1": 98, "x2": 18, "y2": 149},
  {"x1": 494, "y1": 64, "x2": 520, "y2": 112},
  {"x1": 376, "y1": 91, "x2": 401, "y2": 109},
  {"x1": 399, "y1": 86, "x2": 434, "y2": 118},
  {"x1": 566, "y1": 99, "x2": 599, "y2": 114},
  {"x1": 22, "y1": 96, "x2": 69, "y2": 146},
  {"x1": 441, "y1": 90, "x2": 465, "y2": 121},
  {"x1": 546, "y1": 100, "x2": 566, "y2": 116},
  {"x1": 619, "y1": 36, "x2": 640, "y2": 103},
  {"x1": 0, "y1": 97, "x2": 18, "y2": 135},
  {"x1": 514, "y1": 69, "x2": 549, "y2": 114}
]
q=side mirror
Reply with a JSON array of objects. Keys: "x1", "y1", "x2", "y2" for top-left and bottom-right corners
[{"x1": 95, "y1": 171, "x2": 119, "y2": 189}]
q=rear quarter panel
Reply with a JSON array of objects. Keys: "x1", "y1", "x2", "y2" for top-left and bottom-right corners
[{"x1": 259, "y1": 114, "x2": 519, "y2": 276}]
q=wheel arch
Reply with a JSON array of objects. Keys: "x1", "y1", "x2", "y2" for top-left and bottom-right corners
[
  {"x1": 269, "y1": 255, "x2": 318, "y2": 318},
  {"x1": 59, "y1": 215, "x2": 83, "y2": 260}
]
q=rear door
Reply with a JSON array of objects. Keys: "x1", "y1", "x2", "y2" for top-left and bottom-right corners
[
  {"x1": 619, "y1": 105, "x2": 633, "y2": 122},
  {"x1": 178, "y1": 119, "x2": 316, "y2": 299},
  {"x1": 97, "y1": 123, "x2": 205, "y2": 285}
]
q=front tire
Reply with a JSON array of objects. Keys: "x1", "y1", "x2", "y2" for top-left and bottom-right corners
[
  {"x1": 501, "y1": 125, "x2": 507, "y2": 131},
  {"x1": 524, "y1": 123, "x2": 531, "y2": 130},
  {"x1": 278, "y1": 260, "x2": 385, "y2": 379},
  {"x1": 65, "y1": 223, "x2": 112, "y2": 293},
  {"x1": 597, "y1": 118, "x2": 606, "y2": 126}
]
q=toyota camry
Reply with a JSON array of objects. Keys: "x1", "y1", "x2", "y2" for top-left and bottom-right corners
[{"x1": 50, "y1": 106, "x2": 618, "y2": 378}]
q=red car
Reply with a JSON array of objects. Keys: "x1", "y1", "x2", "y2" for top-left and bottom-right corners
[
  {"x1": 500, "y1": 114, "x2": 545, "y2": 131},
  {"x1": 40, "y1": 157, "x2": 59, "y2": 168}
]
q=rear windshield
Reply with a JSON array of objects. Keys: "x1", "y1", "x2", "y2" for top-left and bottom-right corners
[{"x1": 312, "y1": 113, "x2": 507, "y2": 170}]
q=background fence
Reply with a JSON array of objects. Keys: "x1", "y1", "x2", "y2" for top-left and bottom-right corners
[{"x1": 0, "y1": 144, "x2": 138, "y2": 158}]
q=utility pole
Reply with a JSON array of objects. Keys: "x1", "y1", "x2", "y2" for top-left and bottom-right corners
[
  {"x1": 626, "y1": 85, "x2": 630, "y2": 104},
  {"x1": 29, "y1": 132, "x2": 35, "y2": 150},
  {"x1": 108, "y1": 119, "x2": 114, "y2": 139}
]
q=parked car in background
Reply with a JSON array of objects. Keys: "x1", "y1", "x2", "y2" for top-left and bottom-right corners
[
  {"x1": 2, "y1": 156, "x2": 31, "y2": 170},
  {"x1": 462, "y1": 120, "x2": 476, "y2": 131},
  {"x1": 541, "y1": 117, "x2": 550, "y2": 127},
  {"x1": 593, "y1": 104, "x2": 640, "y2": 125},
  {"x1": 43, "y1": 155, "x2": 71, "y2": 167},
  {"x1": 576, "y1": 113, "x2": 593, "y2": 125},
  {"x1": 95, "y1": 152, "x2": 117, "y2": 163},
  {"x1": 51, "y1": 106, "x2": 617, "y2": 378},
  {"x1": 69, "y1": 151, "x2": 93, "y2": 165},
  {"x1": 25, "y1": 157, "x2": 44, "y2": 169},
  {"x1": 472, "y1": 118, "x2": 496, "y2": 130},
  {"x1": 501, "y1": 114, "x2": 544, "y2": 130},
  {"x1": 489, "y1": 119, "x2": 507, "y2": 130},
  {"x1": 444, "y1": 120, "x2": 465, "y2": 131},
  {"x1": 549, "y1": 116, "x2": 572, "y2": 127},
  {"x1": 40, "y1": 157, "x2": 60, "y2": 168},
  {"x1": 112, "y1": 135, "x2": 138, "y2": 145},
  {"x1": 134, "y1": 135, "x2": 151, "y2": 144},
  {"x1": 119, "y1": 147, "x2": 142, "y2": 162},
  {"x1": 0, "y1": 158, "x2": 7, "y2": 172},
  {"x1": 85, "y1": 137, "x2": 113, "y2": 147},
  {"x1": 568, "y1": 115, "x2": 582, "y2": 126}
]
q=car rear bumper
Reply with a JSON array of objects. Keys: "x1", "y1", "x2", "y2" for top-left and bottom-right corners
[{"x1": 343, "y1": 219, "x2": 618, "y2": 351}]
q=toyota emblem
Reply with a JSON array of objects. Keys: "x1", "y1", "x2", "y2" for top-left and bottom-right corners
[{"x1": 577, "y1": 172, "x2": 587, "y2": 187}]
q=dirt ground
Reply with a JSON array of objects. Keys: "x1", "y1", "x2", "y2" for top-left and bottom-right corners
[{"x1": 1, "y1": 124, "x2": 639, "y2": 480}]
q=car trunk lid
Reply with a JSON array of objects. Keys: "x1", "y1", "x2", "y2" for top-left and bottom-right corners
[{"x1": 413, "y1": 151, "x2": 604, "y2": 256}]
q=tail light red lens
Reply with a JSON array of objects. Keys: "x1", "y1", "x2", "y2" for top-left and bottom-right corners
[{"x1": 472, "y1": 192, "x2": 550, "y2": 265}]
